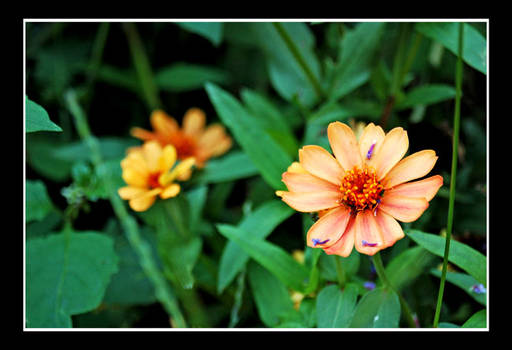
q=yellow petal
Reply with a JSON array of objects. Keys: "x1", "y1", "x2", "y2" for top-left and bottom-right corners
[
  {"x1": 128, "y1": 188, "x2": 162, "y2": 212},
  {"x1": 372, "y1": 127, "x2": 409, "y2": 180},
  {"x1": 354, "y1": 211, "x2": 384, "y2": 256},
  {"x1": 279, "y1": 190, "x2": 341, "y2": 213},
  {"x1": 299, "y1": 145, "x2": 344, "y2": 186},
  {"x1": 287, "y1": 162, "x2": 308, "y2": 174},
  {"x1": 323, "y1": 216, "x2": 356, "y2": 257},
  {"x1": 122, "y1": 168, "x2": 148, "y2": 187},
  {"x1": 306, "y1": 206, "x2": 351, "y2": 249},
  {"x1": 282, "y1": 171, "x2": 340, "y2": 193},
  {"x1": 118, "y1": 186, "x2": 148, "y2": 200},
  {"x1": 379, "y1": 193, "x2": 429, "y2": 223},
  {"x1": 381, "y1": 150, "x2": 438, "y2": 189},
  {"x1": 160, "y1": 183, "x2": 181, "y2": 199},
  {"x1": 183, "y1": 108, "x2": 206, "y2": 137},
  {"x1": 327, "y1": 122, "x2": 363, "y2": 171},
  {"x1": 158, "y1": 144, "x2": 177, "y2": 174},
  {"x1": 160, "y1": 157, "x2": 196, "y2": 185},
  {"x1": 358, "y1": 122, "x2": 386, "y2": 166},
  {"x1": 142, "y1": 141, "x2": 163, "y2": 174},
  {"x1": 384, "y1": 175, "x2": 443, "y2": 201}
]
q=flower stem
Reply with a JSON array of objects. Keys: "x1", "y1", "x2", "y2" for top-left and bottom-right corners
[
  {"x1": 272, "y1": 22, "x2": 325, "y2": 100},
  {"x1": 334, "y1": 256, "x2": 346, "y2": 288},
  {"x1": 432, "y1": 22, "x2": 464, "y2": 328},
  {"x1": 372, "y1": 252, "x2": 417, "y2": 328},
  {"x1": 64, "y1": 89, "x2": 187, "y2": 328}
]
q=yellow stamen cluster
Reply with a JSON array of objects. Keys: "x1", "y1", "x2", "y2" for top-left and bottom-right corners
[{"x1": 339, "y1": 167, "x2": 383, "y2": 211}]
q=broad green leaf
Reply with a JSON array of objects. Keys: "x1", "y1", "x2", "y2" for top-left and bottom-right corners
[
  {"x1": 191, "y1": 151, "x2": 259, "y2": 185},
  {"x1": 438, "y1": 322, "x2": 460, "y2": 328},
  {"x1": 415, "y1": 22, "x2": 486, "y2": 74},
  {"x1": 155, "y1": 63, "x2": 230, "y2": 92},
  {"x1": 247, "y1": 261, "x2": 295, "y2": 327},
  {"x1": 430, "y1": 269, "x2": 486, "y2": 306},
  {"x1": 350, "y1": 288, "x2": 401, "y2": 328},
  {"x1": 217, "y1": 200, "x2": 294, "y2": 293},
  {"x1": 396, "y1": 84, "x2": 456, "y2": 110},
  {"x1": 385, "y1": 246, "x2": 436, "y2": 291},
  {"x1": 461, "y1": 309, "x2": 486, "y2": 328},
  {"x1": 329, "y1": 22, "x2": 385, "y2": 100},
  {"x1": 249, "y1": 22, "x2": 321, "y2": 107},
  {"x1": 216, "y1": 223, "x2": 309, "y2": 292},
  {"x1": 205, "y1": 83, "x2": 293, "y2": 190},
  {"x1": 26, "y1": 211, "x2": 61, "y2": 238},
  {"x1": 26, "y1": 230, "x2": 119, "y2": 327},
  {"x1": 25, "y1": 97, "x2": 62, "y2": 133},
  {"x1": 26, "y1": 180, "x2": 55, "y2": 223},
  {"x1": 177, "y1": 22, "x2": 224, "y2": 46},
  {"x1": 184, "y1": 185, "x2": 208, "y2": 233},
  {"x1": 316, "y1": 283, "x2": 358, "y2": 328},
  {"x1": 53, "y1": 137, "x2": 139, "y2": 162},
  {"x1": 406, "y1": 230, "x2": 486, "y2": 285}
]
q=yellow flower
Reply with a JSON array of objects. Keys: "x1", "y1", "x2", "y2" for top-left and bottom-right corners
[
  {"x1": 118, "y1": 140, "x2": 195, "y2": 212},
  {"x1": 277, "y1": 122, "x2": 443, "y2": 257},
  {"x1": 130, "y1": 108, "x2": 232, "y2": 173}
]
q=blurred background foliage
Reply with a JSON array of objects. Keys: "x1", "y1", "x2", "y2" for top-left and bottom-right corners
[{"x1": 25, "y1": 21, "x2": 486, "y2": 328}]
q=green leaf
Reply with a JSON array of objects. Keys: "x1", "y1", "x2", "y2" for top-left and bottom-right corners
[
  {"x1": 191, "y1": 151, "x2": 259, "y2": 185},
  {"x1": 26, "y1": 180, "x2": 56, "y2": 223},
  {"x1": 155, "y1": 63, "x2": 230, "y2": 92},
  {"x1": 249, "y1": 22, "x2": 321, "y2": 107},
  {"x1": 415, "y1": 22, "x2": 486, "y2": 74},
  {"x1": 177, "y1": 22, "x2": 224, "y2": 46},
  {"x1": 216, "y1": 223, "x2": 309, "y2": 292},
  {"x1": 26, "y1": 97, "x2": 62, "y2": 133},
  {"x1": 329, "y1": 22, "x2": 385, "y2": 100},
  {"x1": 350, "y1": 288, "x2": 401, "y2": 328},
  {"x1": 438, "y1": 322, "x2": 460, "y2": 328},
  {"x1": 385, "y1": 246, "x2": 436, "y2": 291},
  {"x1": 26, "y1": 230, "x2": 119, "y2": 327},
  {"x1": 53, "y1": 137, "x2": 139, "y2": 162},
  {"x1": 396, "y1": 84, "x2": 456, "y2": 110},
  {"x1": 247, "y1": 261, "x2": 295, "y2": 327},
  {"x1": 430, "y1": 269, "x2": 486, "y2": 306},
  {"x1": 316, "y1": 283, "x2": 358, "y2": 328},
  {"x1": 184, "y1": 185, "x2": 208, "y2": 233},
  {"x1": 406, "y1": 230, "x2": 486, "y2": 285},
  {"x1": 461, "y1": 309, "x2": 486, "y2": 328},
  {"x1": 217, "y1": 200, "x2": 294, "y2": 293},
  {"x1": 205, "y1": 83, "x2": 293, "y2": 190}
]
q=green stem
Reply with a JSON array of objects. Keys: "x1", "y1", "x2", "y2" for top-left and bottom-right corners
[
  {"x1": 122, "y1": 22, "x2": 161, "y2": 111},
  {"x1": 334, "y1": 256, "x2": 346, "y2": 288},
  {"x1": 372, "y1": 252, "x2": 417, "y2": 328},
  {"x1": 272, "y1": 22, "x2": 325, "y2": 100},
  {"x1": 433, "y1": 22, "x2": 464, "y2": 328},
  {"x1": 64, "y1": 89, "x2": 187, "y2": 328},
  {"x1": 83, "y1": 22, "x2": 110, "y2": 108}
]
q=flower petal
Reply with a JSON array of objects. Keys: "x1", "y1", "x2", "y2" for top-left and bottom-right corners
[
  {"x1": 306, "y1": 206, "x2": 351, "y2": 249},
  {"x1": 278, "y1": 191, "x2": 341, "y2": 213},
  {"x1": 379, "y1": 193, "x2": 429, "y2": 223},
  {"x1": 142, "y1": 141, "x2": 163, "y2": 174},
  {"x1": 384, "y1": 175, "x2": 443, "y2": 201},
  {"x1": 160, "y1": 183, "x2": 181, "y2": 199},
  {"x1": 122, "y1": 168, "x2": 148, "y2": 187},
  {"x1": 282, "y1": 171, "x2": 340, "y2": 193},
  {"x1": 128, "y1": 188, "x2": 161, "y2": 212},
  {"x1": 299, "y1": 145, "x2": 344, "y2": 185},
  {"x1": 160, "y1": 157, "x2": 196, "y2": 185},
  {"x1": 372, "y1": 127, "x2": 409, "y2": 180},
  {"x1": 183, "y1": 108, "x2": 206, "y2": 137},
  {"x1": 354, "y1": 210, "x2": 384, "y2": 256},
  {"x1": 327, "y1": 121, "x2": 363, "y2": 171},
  {"x1": 118, "y1": 186, "x2": 148, "y2": 200},
  {"x1": 358, "y1": 123, "x2": 386, "y2": 165},
  {"x1": 150, "y1": 110, "x2": 179, "y2": 137},
  {"x1": 381, "y1": 150, "x2": 438, "y2": 189},
  {"x1": 323, "y1": 216, "x2": 356, "y2": 257},
  {"x1": 158, "y1": 144, "x2": 177, "y2": 174},
  {"x1": 287, "y1": 162, "x2": 308, "y2": 174},
  {"x1": 130, "y1": 127, "x2": 156, "y2": 142},
  {"x1": 373, "y1": 210, "x2": 405, "y2": 248}
]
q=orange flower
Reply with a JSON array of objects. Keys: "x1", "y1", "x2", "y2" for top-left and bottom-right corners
[
  {"x1": 118, "y1": 141, "x2": 195, "y2": 212},
  {"x1": 130, "y1": 108, "x2": 232, "y2": 171},
  {"x1": 276, "y1": 122, "x2": 443, "y2": 257}
]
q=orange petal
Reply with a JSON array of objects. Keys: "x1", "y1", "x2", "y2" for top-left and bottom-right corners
[
  {"x1": 150, "y1": 110, "x2": 179, "y2": 137},
  {"x1": 118, "y1": 186, "x2": 148, "y2": 200},
  {"x1": 384, "y1": 175, "x2": 443, "y2": 201},
  {"x1": 299, "y1": 145, "x2": 344, "y2": 185},
  {"x1": 306, "y1": 206, "x2": 351, "y2": 249},
  {"x1": 287, "y1": 162, "x2": 308, "y2": 174},
  {"x1": 354, "y1": 211, "x2": 384, "y2": 256},
  {"x1": 160, "y1": 183, "x2": 181, "y2": 199},
  {"x1": 279, "y1": 191, "x2": 341, "y2": 213},
  {"x1": 183, "y1": 108, "x2": 206, "y2": 137},
  {"x1": 358, "y1": 123, "x2": 386, "y2": 166},
  {"x1": 130, "y1": 127, "x2": 156, "y2": 142},
  {"x1": 373, "y1": 210, "x2": 405, "y2": 248},
  {"x1": 381, "y1": 150, "x2": 439, "y2": 189},
  {"x1": 323, "y1": 216, "x2": 356, "y2": 257},
  {"x1": 327, "y1": 122, "x2": 362, "y2": 171},
  {"x1": 128, "y1": 188, "x2": 162, "y2": 212},
  {"x1": 372, "y1": 127, "x2": 409, "y2": 180},
  {"x1": 282, "y1": 171, "x2": 340, "y2": 193},
  {"x1": 379, "y1": 193, "x2": 429, "y2": 223}
]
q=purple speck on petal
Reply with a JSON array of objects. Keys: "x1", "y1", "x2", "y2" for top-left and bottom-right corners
[
  {"x1": 362, "y1": 240, "x2": 378, "y2": 247},
  {"x1": 366, "y1": 141, "x2": 377, "y2": 160},
  {"x1": 312, "y1": 238, "x2": 329, "y2": 247}
]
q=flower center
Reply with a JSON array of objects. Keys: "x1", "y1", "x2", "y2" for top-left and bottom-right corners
[
  {"x1": 147, "y1": 172, "x2": 162, "y2": 189},
  {"x1": 173, "y1": 134, "x2": 197, "y2": 159},
  {"x1": 339, "y1": 167, "x2": 384, "y2": 212}
]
